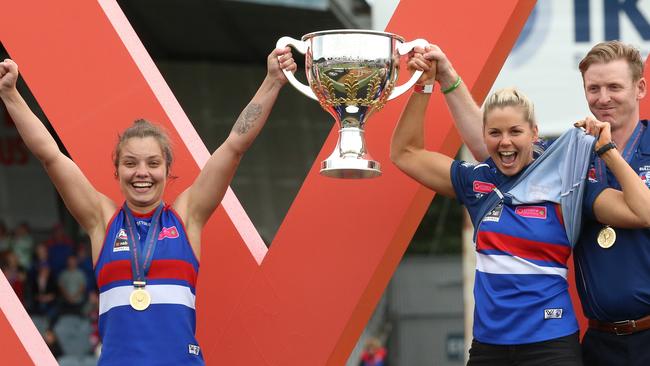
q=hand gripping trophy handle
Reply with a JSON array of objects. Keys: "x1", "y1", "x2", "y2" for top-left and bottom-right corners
[
  {"x1": 389, "y1": 38, "x2": 429, "y2": 99},
  {"x1": 276, "y1": 36, "x2": 319, "y2": 100},
  {"x1": 275, "y1": 37, "x2": 428, "y2": 101}
]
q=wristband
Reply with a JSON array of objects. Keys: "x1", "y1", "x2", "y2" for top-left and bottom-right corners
[
  {"x1": 414, "y1": 84, "x2": 434, "y2": 94},
  {"x1": 595, "y1": 141, "x2": 617, "y2": 156},
  {"x1": 442, "y1": 75, "x2": 462, "y2": 94}
]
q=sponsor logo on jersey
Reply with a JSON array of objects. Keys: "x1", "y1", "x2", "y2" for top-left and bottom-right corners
[
  {"x1": 515, "y1": 206, "x2": 547, "y2": 219},
  {"x1": 544, "y1": 308, "x2": 563, "y2": 319},
  {"x1": 483, "y1": 203, "x2": 503, "y2": 222},
  {"x1": 188, "y1": 344, "x2": 200, "y2": 355},
  {"x1": 473, "y1": 181, "x2": 495, "y2": 194},
  {"x1": 158, "y1": 226, "x2": 180, "y2": 240},
  {"x1": 113, "y1": 229, "x2": 130, "y2": 252},
  {"x1": 136, "y1": 220, "x2": 151, "y2": 227}
]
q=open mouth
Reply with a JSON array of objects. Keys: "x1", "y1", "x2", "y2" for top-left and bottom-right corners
[
  {"x1": 131, "y1": 182, "x2": 153, "y2": 192},
  {"x1": 499, "y1": 151, "x2": 517, "y2": 166}
]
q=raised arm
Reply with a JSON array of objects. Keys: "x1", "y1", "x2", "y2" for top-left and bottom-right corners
[
  {"x1": 0, "y1": 60, "x2": 114, "y2": 240},
  {"x1": 578, "y1": 118, "x2": 650, "y2": 228},
  {"x1": 390, "y1": 54, "x2": 455, "y2": 197},
  {"x1": 423, "y1": 45, "x2": 488, "y2": 161},
  {"x1": 173, "y1": 48, "x2": 296, "y2": 237}
]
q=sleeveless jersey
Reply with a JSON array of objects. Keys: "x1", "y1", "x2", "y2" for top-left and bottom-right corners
[
  {"x1": 94, "y1": 205, "x2": 204, "y2": 365},
  {"x1": 451, "y1": 159, "x2": 578, "y2": 345}
]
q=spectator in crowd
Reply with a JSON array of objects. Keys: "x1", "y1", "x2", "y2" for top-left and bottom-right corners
[
  {"x1": 11, "y1": 221, "x2": 35, "y2": 269},
  {"x1": 359, "y1": 337, "x2": 387, "y2": 366},
  {"x1": 83, "y1": 290, "x2": 100, "y2": 353},
  {"x1": 76, "y1": 239, "x2": 96, "y2": 293},
  {"x1": 45, "y1": 224, "x2": 74, "y2": 277},
  {"x1": 58, "y1": 255, "x2": 87, "y2": 315},
  {"x1": 27, "y1": 262, "x2": 58, "y2": 321},
  {"x1": 43, "y1": 327, "x2": 63, "y2": 359},
  {"x1": 30, "y1": 242, "x2": 49, "y2": 273},
  {"x1": 2, "y1": 251, "x2": 26, "y2": 303},
  {"x1": 0, "y1": 221, "x2": 11, "y2": 254}
]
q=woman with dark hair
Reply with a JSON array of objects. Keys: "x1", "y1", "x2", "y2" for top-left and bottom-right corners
[{"x1": 0, "y1": 48, "x2": 296, "y2": 365}]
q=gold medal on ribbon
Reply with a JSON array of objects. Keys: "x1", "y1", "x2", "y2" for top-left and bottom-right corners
[
  {"x1": 130, "y1": 287, "x2": 151, "y2": 311},
  {"x1": 597, "y1": 226, "x2": 616, "y2": 249}
]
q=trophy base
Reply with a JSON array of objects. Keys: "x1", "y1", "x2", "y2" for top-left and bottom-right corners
[{"x1": 320, "y1": 158, "x2": 381, "y2": 179}]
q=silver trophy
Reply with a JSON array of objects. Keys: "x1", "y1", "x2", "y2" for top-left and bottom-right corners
[{"x1": 277, "y1": 30, "x2": 427, "y2": 178}]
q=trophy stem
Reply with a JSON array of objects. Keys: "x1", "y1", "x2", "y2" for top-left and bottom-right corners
[{"x1": 320, "y1": 127, "x2": 381, "y2": 179}]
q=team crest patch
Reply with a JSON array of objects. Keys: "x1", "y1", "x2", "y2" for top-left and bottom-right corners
[
  {"x1": 188, "y1": 344, "x2": 200, "y2": 355},
  {"x1": 544, "y1": 308, "x2": 563, "y2": 319},
  {"x1": 587, "y1": 167, "x2": 597, "y2": 183},
  {"x1": 483, "y1": 203, "x2": 503, "y2": 223},
  {"x1": 158, "y1": 226, "x2": 179, "y2": 240},
  {"x1": 515, "y1": 206, "x2": 547, "y2": 219},
  {"x1": 473, "y1": 180, "x2": 495, "y2": 194},
  {"x1": 113, "y1": 229, "x2": 130, "y2": 252}
]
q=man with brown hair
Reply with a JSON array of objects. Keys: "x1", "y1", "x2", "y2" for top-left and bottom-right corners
[{"x1": 573, "y1": 40, "x2": 650, "y2": 366}]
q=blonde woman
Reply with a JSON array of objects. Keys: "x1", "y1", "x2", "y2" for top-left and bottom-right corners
[{"x1": 391, "y1": 52, "x2": 650, "y2": 365}]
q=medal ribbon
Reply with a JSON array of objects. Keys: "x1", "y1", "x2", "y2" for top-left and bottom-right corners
[
  {"x1": 595, "y1": 122, "x2": 646, "y2": 186},
  {"x1": 123, "y1": 202, "x2": 164, "y2": 287}
]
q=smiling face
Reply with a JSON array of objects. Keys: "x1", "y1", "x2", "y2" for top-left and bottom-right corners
[
  {"x1": 484, "y1": 106, "x2": 538, "y2": 177},
  {"x1": 583, "y1": 59, "x2": 646, "y2": 132},
  {"x1": 116, "y1": 136, "x2": 167, "y2": 213}
]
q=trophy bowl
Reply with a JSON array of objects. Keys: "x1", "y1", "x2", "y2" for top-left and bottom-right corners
[{"x1": 277, "y1": 30, "x2": 427, "y2": 179}]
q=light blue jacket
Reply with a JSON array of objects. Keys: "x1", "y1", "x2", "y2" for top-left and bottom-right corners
[{"x1": 505, "y1": 127, "x2": 596, "y2": 246}]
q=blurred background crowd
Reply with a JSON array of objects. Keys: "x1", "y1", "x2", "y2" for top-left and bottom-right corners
[{"x1": 0, "y1": 220, "x2": 99, "y2": 363}]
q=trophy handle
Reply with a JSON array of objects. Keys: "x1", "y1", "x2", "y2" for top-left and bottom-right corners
[
  {"x1": 388, "y1": 38, "x2": 429, "y2": 101},
  {"x1": 276, "y1": 36, "x2": 318, "y2": 101}
]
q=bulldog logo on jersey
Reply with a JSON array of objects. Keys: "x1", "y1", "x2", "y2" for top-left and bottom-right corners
[
  {"x1": 113, "y1": 229, "x2": 130, "y2": 252},
  {"x1": 158, "y1": 226, "x2": 179, "y2": 240}
]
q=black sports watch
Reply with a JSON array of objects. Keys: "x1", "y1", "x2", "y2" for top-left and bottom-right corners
[{"x1": 595, "y1": 141, "x2": 617, "y2": 156}]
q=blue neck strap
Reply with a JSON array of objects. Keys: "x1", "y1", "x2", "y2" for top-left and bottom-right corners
[{"x1": 123, "y1": 202, "x2": 164, "y2": 286}]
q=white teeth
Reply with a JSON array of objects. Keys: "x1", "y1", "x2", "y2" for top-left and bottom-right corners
[
  {"x1": 500, "y1": 152, "x2": 515, "y2": 156},
  {"x1": 132, "y1": 182, "x2": 153, "y2": 188}
]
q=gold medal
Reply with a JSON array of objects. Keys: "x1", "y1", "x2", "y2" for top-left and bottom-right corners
[
  {"x1": 129, "y1": 287, "x2": 151, "y2": 311},
  {"x1": 597, "y1": 226, "x2": 616, "y2": 249}
]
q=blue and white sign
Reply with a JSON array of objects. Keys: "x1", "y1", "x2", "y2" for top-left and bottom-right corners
[{"x1": 492, "y1": 0, "x2": 650, "y2": 135}]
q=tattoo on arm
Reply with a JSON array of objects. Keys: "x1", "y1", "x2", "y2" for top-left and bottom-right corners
[{"x1": 233, "y1": 103, "x2": 262, "y2": 135}]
